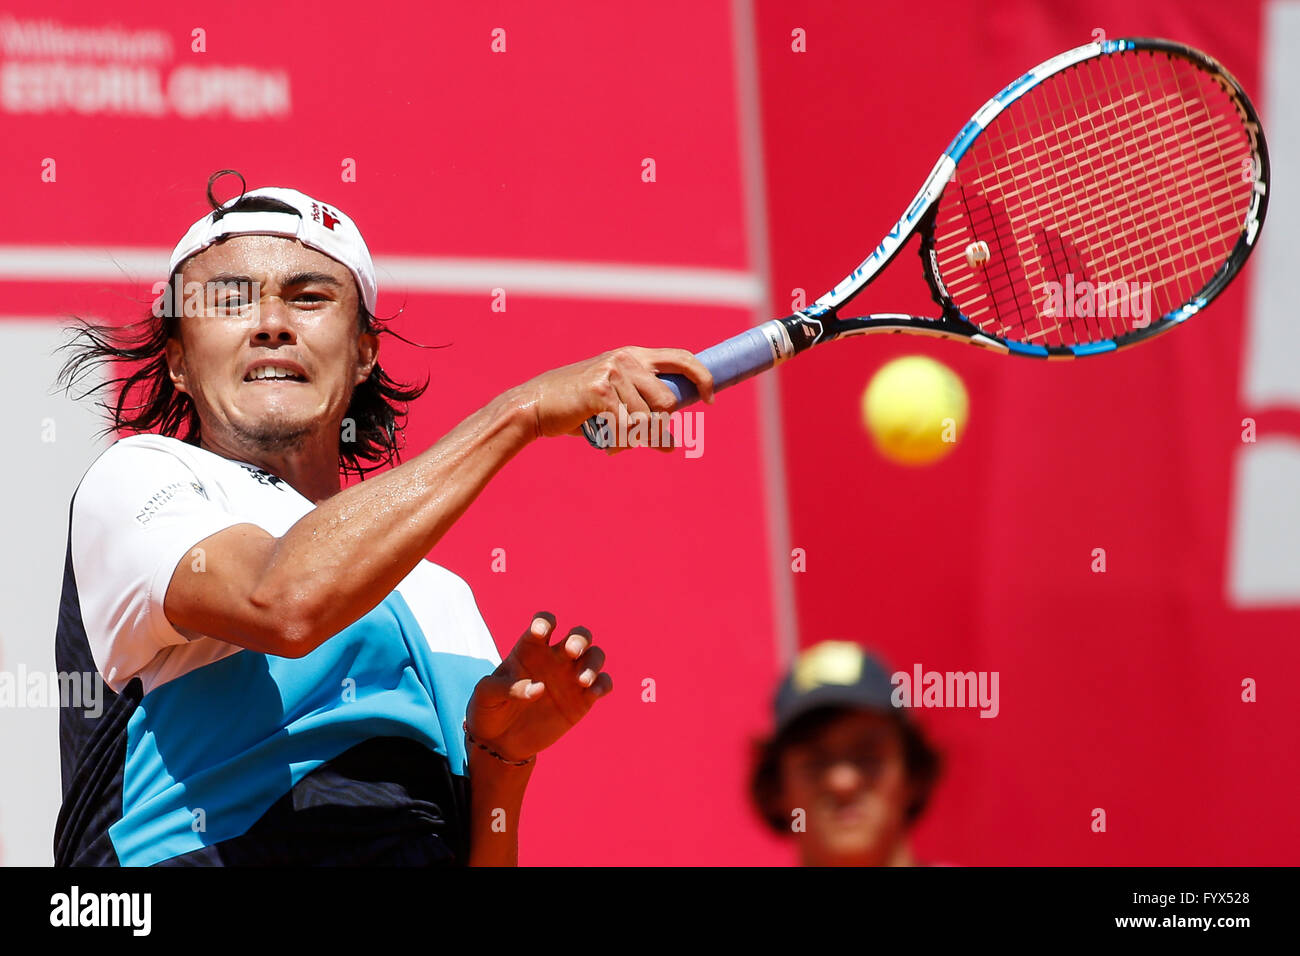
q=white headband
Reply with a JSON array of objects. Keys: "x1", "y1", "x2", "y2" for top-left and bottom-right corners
[{"x1": 167, "y1": 186, "x2": 377, "y2": 314}]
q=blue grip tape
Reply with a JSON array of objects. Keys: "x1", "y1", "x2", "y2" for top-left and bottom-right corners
[{"x1": 580, "y1": 325, "x2": 782, "y2": 448}]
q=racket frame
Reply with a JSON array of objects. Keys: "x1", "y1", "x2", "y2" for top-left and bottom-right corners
[
  {"x1": 579, "y1": 37, "x2": 1270, "y2": 447},
  {"x1": 789, "y1": 36, "x2": 1270, "y2": 362}
]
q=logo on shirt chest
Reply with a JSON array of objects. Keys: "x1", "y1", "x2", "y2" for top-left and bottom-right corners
[
  {"x1": 236, "y1": 463, "x2": 288, "y2": 490},
  {"x1": 135, "y1": 480, "x2": 207, "y2": 526}
]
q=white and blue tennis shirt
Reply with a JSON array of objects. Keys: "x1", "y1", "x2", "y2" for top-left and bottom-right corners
[{"x1": 54, "y1": 433, "x2": 501, "y2": 866}]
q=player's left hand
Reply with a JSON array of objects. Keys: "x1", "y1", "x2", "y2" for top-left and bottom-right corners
[{"x1": 465, "y1": 612, "x2": 612, "y2": 763}]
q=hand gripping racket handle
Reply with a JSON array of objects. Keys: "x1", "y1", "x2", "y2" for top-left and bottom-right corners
[{"x1": 580, "y1": 319, "x2": 798, "y2": 448}]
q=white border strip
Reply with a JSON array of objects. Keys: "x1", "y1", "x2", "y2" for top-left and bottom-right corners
[
  {"x1": 0, "y1": 246, "x2": 763, "y2": 307},
  {"x1": 734, "y1": 0, "x2": 800, "y2": 668}
]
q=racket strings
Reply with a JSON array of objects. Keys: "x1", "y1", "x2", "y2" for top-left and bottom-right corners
[
  {"x1": 969, "y1": 61, "x2": 1243, "y2": 342},
  {"x1": 1110, "y1": 58, "x2": 1238, "y2": 306},
  {"x1": 996, "y1": 55, "x2": 1243, "y2": 324},
  {"x1": 1164, "y1": 54, "x2": 1242, "y2": 299},
  {"x1": 933, "y1": 50, "x2": 1255, "y2": 348},
  {"x1": 977, "y1": 68, "x2": 1240, "y2": 338},
  {"x1": 1026, "y1": 85, "x2": 1238, "y2": 333}
]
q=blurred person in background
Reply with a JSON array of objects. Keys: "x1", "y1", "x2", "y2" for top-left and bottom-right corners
[{"x1": 749, "y1": 641, "x2": 942, "y2": 866}]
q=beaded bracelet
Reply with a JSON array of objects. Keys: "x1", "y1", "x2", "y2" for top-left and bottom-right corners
[{"x1": 463, "y1": 721, "x2": 536, "y2": 767}]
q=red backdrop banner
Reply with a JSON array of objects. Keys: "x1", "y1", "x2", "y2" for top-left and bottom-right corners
[{"x1": 1, "y1": 0, "x2": 1293, "y2": 865}]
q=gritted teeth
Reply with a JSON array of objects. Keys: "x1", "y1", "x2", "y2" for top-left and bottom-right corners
[{"x1": 245, "y1": 365, "x2": 306, "y2": 382}]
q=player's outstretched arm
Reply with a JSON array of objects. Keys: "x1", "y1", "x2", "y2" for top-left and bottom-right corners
[
  {"x1": 163, "y1": 347, "x2": 712, "y2": 658},
  {"x1": 465, "y1": 613, "x2": 612, "y2": 867}
]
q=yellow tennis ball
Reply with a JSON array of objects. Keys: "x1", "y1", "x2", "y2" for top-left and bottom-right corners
[{"x1": 862, "y1": 355, "x2": 969, "y2": 465}]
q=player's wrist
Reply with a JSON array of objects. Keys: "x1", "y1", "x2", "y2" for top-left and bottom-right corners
[
  {"x1": 464, "y1": 721, "x2": 536, "y2": 766},
  {"x1": 495, "y1": 384, "x2": 543, "y2": 444},
  {"x1": 467, "y1": 742, "x2": 538, "y2": 788}
]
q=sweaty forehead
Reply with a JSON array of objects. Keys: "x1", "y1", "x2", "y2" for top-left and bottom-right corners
[{"x1": 180, "y1": 234, "x2": 354, "y2": 287}]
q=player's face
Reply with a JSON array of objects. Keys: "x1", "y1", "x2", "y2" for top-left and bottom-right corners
[
  {"x1": 166, "y1": 235, "x2": 373, "y2": 455},
  {"x1": 778, "y1": 710, "x2": 914, "y2": 866}
]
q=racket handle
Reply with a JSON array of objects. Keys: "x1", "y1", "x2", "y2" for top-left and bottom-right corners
[{"x1": 580, "y1": 319, "x2": 796, "y2": 448}]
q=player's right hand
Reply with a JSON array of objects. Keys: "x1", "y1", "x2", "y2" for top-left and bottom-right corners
[
  {"x1": 465, "y1": 612, "x2": 612, "y2": 762},
  {"x1": 513, "y1": 346, "x2": 714, "y2": 447}
]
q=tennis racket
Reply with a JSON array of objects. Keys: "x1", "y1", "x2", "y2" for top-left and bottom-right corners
[{"x1": 581, "y1": 36, "x2": 1269, "y2": 448}]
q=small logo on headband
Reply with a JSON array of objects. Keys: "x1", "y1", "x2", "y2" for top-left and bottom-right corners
[{"x1": 311, "y1": 202, "x2": 341, "y2": 231}]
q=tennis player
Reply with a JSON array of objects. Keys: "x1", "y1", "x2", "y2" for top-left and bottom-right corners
[{"x1": 53, "y1": 174, "x2": 713, "y2": 866}]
